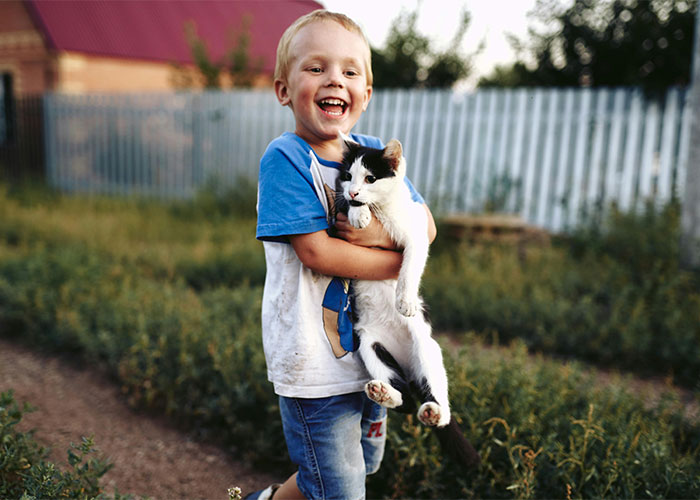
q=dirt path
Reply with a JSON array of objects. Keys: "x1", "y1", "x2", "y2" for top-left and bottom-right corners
[{"x1": 0, "y1": 338, "x2": 278, "y2": 499}]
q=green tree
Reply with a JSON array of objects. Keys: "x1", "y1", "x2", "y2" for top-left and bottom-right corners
[
  {"x1": 171, "y1": 16, "x2": 264, "y2": 90},
  {"x1": 479, "y1": 0, "x2": 697, "y2": 90},
  {"x1": 372, "y1": 9, "x2": 476, "y2": 88},
  {"x1": 225, "y1": 15, "x2": 264, "y2": 88},
  {"x1": 185, "y1": 20, "x2": 222, "y2": 89}
]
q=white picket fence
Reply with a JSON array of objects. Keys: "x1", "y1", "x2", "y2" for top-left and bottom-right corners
[{"x1": 44, "y1": 87, "x2": 691, "y2": 232}]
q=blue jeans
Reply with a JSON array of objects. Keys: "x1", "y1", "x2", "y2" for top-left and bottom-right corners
[{"x1": 279, "y1": 392, "x2": 387, "y2": 500}]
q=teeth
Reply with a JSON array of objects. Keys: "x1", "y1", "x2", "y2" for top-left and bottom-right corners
[{"x1": 320, "y1": 98, "x2": 346, "y2": 106}]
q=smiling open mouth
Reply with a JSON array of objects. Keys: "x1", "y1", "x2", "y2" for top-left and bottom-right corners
[{"x1": 317, "y1": 98, "x2": 347, "y2": 116}]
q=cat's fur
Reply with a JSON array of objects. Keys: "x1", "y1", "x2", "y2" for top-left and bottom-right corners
[{"x1": 338, "y1": 135, "x2": 480, "y2": 468}]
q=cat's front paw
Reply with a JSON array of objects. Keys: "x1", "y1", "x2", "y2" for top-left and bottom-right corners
[
  {"x1": 396, "y1": 293, "x2": 421, "y2": 317},
  {"x1": 418, "y1": 402, "x2": 450, "y2": 427},
  {"x1": 348, "y1": 206, "x2": 372, "y2": 229},
  {"x1": 365, "y1": 380, "x2": 402, "y2": 408}
]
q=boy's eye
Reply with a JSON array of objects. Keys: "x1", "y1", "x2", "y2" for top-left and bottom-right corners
[
  {"x1": 340, "y1": 171, "x2": 352, "y2": 181},
  {"x1": 345, "y1": 70, "x2": 358, "y2": 77},
  {"x1": 365, "y1": 175, "x2": 376, "y2": 184},
  {"x1": 309, "y1": 67, "x2": 322, "y2": 73}
]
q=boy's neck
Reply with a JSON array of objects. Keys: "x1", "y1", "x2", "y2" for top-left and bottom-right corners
[{"x1": 296, "y1": 133, "x2": 345, "y2": 163}]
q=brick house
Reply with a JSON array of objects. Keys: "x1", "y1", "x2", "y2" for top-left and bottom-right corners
[
  {"x1": 0, "y1": 0, "x2": 322, "y2": 97},
  {"x1": 0, "y1": 0, "x2": 321, "y2": 178}
]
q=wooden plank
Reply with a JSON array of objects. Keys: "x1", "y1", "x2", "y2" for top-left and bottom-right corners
[
  {"x1": 521, "y1": 89, "x2": 544, "y2": 221},
  {"x1": 568, "y1": 88, "x2": 593, "y2": 229},
  {"x1": 436, "y1": 91, "x2": 456, "y2": 207},
  {"x1": 551, "y1": 89, "x2": 576, "y2": 232},
  {"x1": 402, "y1": 90, "x2": 419, "y2": 181},
  {"x1": 638, "y1": 99, "x2": 661, "y2": 205},
  {"x1": 507, "y1": 89, "x2": 528, "y2": 213},
  {"x1": 478, "y1": 89, "x2": 498, "y2": 211},
  {"x1": 676, "y1": 89, "x2": 692, "y2": 198},
  {"x1": 424, "y1": 91, "x2": 443, "y2": 199},
  {"x1": 494, "y1": 89, "x2": 512, "y2": 183},
  {"x1": 602, "y1": 88, "x2": 627, "y2": 207},
  {"x1": 657, "y1": 88, "x2": 681, "y2": 203},
  {"x1": 450, "y1": 93, "x2": 470, "y2": 213},
  {"x1": 619, "y1": 90, "x2": 643, "y2": 211},
  {"x1": 465, "y1": 91, "x2": 484, "y2": 211},
  {"x1": 536, "y1": 89, "x2": 560, "y2": 227},
  {"x1": 410, "y1": 90, "x2": 431, "y2": 193},
  {"x1": 585, "y1": 88, "x2": 609, "y2": 212}
]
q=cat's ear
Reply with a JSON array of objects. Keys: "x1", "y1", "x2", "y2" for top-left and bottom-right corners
[
  {"x1": 383, "y1": 139, "x2": 403, "y2": 171},
  {"x1": 338, "y1": 131, "x2": 357, "y2": 150}
]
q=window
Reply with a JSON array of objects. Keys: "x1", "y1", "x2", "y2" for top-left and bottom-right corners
[{"x1": 0, "y1": 73, "x2": 15, "y2": 146}]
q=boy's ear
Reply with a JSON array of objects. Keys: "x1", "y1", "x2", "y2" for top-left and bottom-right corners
[
  {"x1": 274, "y1": 79, "x2": 291, "y2": 107},
  {"x1": 362, "y1": 86, "x2": 373, "y2": 111}
]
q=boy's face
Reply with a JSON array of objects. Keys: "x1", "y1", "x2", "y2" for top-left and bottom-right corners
[{"x1": 275, "y1": 21, "x2": 372, "y2": 152}]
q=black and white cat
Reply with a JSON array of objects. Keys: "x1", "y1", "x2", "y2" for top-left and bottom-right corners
[{"x1": 338, "y1": 134, "x2": 480, "y2": 468}]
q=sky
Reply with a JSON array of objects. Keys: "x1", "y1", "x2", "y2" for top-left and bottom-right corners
[{"x1": 320, "y1": 0, "x2": 540, "y2": 88}]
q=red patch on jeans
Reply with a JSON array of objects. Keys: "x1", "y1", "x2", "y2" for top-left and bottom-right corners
[{"x1": 367, "y1": 421, "x2": 383, "y2": 438}]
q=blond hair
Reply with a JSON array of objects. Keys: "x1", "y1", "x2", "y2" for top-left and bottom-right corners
[{"x1": 274, "y1": 9, "x2": 373, "y2": 86}]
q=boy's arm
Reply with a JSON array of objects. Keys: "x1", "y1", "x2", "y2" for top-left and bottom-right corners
[
  {"x1": 291, "y1": 203, "x2": 437, "y2": 280},
  {"x1": 289, "y1": 230, "x2": 403, "y2": 280},
  {"x1": 334, "y1": 203, "x2": 437, "y2": 248}
]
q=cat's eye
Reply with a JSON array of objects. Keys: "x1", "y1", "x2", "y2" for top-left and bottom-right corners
[
  {"x1": 365, "y1": 175, "x2": 376, "y2": 184},
  {"x1": 340, "y1": 171, "x2": 352, "y2": 181}
]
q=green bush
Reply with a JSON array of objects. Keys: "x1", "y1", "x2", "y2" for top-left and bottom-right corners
[
  {"x1": 0, "y1": 390, "x2": 122, "y2": 499},
  {"x1": 368, "y1": 339, "x2": 700, "y2": 498},
  {"x1": 0, "y1": 244, "x2": 285, "y2": 469},
  {"x1": 423, "y1": 202, "x2": 700, "y2": 387}
]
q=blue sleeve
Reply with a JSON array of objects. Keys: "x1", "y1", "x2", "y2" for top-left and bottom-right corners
[
  {"x1": 405, "y1": 177, "x2": 424, "y2": 204},
  {"x1": 256, "y1": 140, "x2": 329, "y2": 243}
]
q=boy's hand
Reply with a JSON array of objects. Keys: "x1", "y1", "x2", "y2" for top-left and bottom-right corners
[{"x1": 335, "y1": 212, "x2": 398, "y2": 250}]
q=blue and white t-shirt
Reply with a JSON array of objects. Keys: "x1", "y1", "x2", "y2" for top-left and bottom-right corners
[{"x1": 256, "y1": 132, "x2": 423, "y2": 398}]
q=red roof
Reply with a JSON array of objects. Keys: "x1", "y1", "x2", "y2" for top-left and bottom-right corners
[{"x1": 24, "y1": 0, "x2": 323, "y2": 73}]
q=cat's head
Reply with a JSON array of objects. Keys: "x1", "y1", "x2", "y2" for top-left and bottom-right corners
[{"x1": 338, "y1": 135, "x2": 405, "y2": 208}]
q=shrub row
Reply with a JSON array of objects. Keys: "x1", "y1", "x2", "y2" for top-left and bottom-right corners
[
  {"x1": 0, "y1": 245, "x2": 285, "y2": 469},
  {"x1": 424, "y1": 202, "x2": 700, "y2": 388},
  {"x1": 371, "y1": 339, "x2": 700, "y2": 498},
  {"x1": 2, "y1": 186, "x2": 697, "y2": 386},
  {"x1": 0, "y1": 390, "x2": 125, "y2": 499},
  {"x1": 0, "y1": 242, "x2": 698, "y2": 497},
  {"x1": 0, "y1": 187, "x2": 699, "y2": 497}
]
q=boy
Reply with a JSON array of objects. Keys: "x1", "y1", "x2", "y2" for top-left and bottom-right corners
[{"x1": 252, "y1": 10, "x2": 436, "y2": 500}]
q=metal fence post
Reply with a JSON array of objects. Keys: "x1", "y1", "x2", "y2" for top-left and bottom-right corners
[{"x1": 681, "y1": 6, "x2": 700, "y2": 268}]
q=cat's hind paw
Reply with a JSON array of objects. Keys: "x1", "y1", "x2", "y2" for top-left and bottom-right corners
[
  {"x1": 417, "y1": 402, "x2": 450, "y2": 427},
  {"x1": 396, "y1": 294, "x2": 421, "y2": 317},
  {"x1": 365, "y1": 380, "x2": 402, "y2": 408}
]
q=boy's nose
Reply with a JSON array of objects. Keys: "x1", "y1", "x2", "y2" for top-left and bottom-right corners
[{"x1": 325, "y1": 68, "x2": 344, "y2": 87}]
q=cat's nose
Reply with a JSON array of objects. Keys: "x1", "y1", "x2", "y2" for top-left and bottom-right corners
[{"x1": 349, "y1": 191, "x2": 358, "y2": 199}]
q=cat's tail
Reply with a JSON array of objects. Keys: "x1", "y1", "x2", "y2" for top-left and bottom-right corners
[{"x1": 434, "y1": 418, "x2": 481, "y2": 469}]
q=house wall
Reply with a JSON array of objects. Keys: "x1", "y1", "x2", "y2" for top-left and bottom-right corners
[
  {"x1": 54, "y1": 52, "x2": 273, "y2": 93},
  {"x1": 0, "y1": 0, "x2": 52, "y2": 95},
  {"x1": 55, "y1": 52, "x2": 180, "y2": 93}
]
